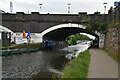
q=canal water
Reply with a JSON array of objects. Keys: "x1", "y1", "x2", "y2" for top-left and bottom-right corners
[{"x1": 2, "y1": 43, "x2": 90, "y2": 78}]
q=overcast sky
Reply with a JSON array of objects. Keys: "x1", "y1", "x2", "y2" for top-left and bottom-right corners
[{"x1": 0, "y1": 0, "x2": 119, "y2": 14}]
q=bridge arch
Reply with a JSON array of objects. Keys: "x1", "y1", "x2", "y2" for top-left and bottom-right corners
[
  {"x1": 41, "y1": 23, "x2": 86, "y2": 36},
  {"x1": 0, "y1": 25, "x2": 13, "y2": 33},
  {"x1": 41, "y1": 23, "x2": 99, "y2": 41}
]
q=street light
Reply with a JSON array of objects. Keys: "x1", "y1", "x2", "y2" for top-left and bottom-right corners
[
  {"x1": 39, "y1": 4, "x2": 43, "y2": 13},
  {"x1": 103, "y1": 2, "x2": 107, "y2": 14},
  {"x1": 67, "y1": 3, "x2": 71, "y2": 13},
  {"x1": 10, "y1": 2, "x2": 13, "y2": 13}
]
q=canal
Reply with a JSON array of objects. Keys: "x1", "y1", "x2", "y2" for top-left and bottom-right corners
[{"x1": 2, "y1": 43, "x2": 90, "y2": 78}]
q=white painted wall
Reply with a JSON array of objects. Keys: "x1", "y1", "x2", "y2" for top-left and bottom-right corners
[
  {"x1": 99, "y1": 34, "x2": 105, "y2": 48},
  {"x1": 12, "y1": 33, "x2": 42, "y2": 43}
]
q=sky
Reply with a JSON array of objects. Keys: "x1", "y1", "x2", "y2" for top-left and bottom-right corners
[{"x1": 0, "y1": 0, "x2": 119, "y2": 14}]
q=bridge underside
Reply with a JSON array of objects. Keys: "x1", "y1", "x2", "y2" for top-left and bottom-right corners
[{"x1": 43, "y1": 27, "x2": 99, "y2": 41}]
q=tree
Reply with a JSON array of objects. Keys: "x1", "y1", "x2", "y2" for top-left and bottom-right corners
[
  {"x1": 66, "y1": 33, "x2": 91, "y2": 45},
  {"x1": 86, "y1": 19, "x2": 108, "y2": 34}
]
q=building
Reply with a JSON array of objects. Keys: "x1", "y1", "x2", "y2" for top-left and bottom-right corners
[{"x1": 0, "y1": 25, "x2": 13, "y2": 46}]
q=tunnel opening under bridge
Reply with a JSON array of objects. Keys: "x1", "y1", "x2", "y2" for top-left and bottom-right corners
[{"x1": 42, "y1": 27, "x2": 99, "y2": 48}]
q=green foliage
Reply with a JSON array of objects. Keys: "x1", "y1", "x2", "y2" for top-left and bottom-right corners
[
  {"x1": 1, "y1": 43, "x2": 42, "y2": 50},
  {"x1": 0, "y1": 46, "x2": 14, "y2": 49},
  {"x1": 9, "y1": 43, "x2": 42, "y2": 49},
  {"x1": 66, "y1": 35, "x2": 77, "y2": 45},
  {"x1": 108, "y1": 22, "x2": 119, "y2": 27},
  {"x1": 86, "y1": 19, "x2": 108, "y2": 34},
  {"x1": 61, "y1": 50, "x2": 90, "y2": 78},
  {"x1": 66, "y1": 33, "x2": 91, "y2": 45},
  {"x1": 81, "y1": 20, "x2": 89, "y2": 23},
  {"x1": 75, "y1": 34, "x2": 91, "y2": 40},
  {"x1": 94, "y1": 37, "x2": 98, "y2": 41}
]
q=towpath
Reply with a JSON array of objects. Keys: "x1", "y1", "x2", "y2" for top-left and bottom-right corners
[{"x1": 87, "y1": 49, "x2": 118, "y2": 78}]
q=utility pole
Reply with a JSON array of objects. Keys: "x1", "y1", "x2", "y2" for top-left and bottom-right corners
[
  {"x1": 39, "y1": 4, "x2": 43, "y2": 13},
  {"x1": 67, "y1": 3, "x2": 71, "y2": 13},
  {"x1": 103, "y1": 3, "x2": 107, "y2": 14}
]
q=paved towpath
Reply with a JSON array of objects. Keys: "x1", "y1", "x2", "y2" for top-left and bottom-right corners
[{"x1": 87, "y1": 49, "x2": 118, "y2": 78}]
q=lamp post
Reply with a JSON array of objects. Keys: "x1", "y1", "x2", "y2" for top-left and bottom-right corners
[
  {"x1": 67, "y1": 3, "x2": 71, "y2": 13},
  {"x1": 103, "y1": 3, "x2": 107, "y2": 14},
  {"x1": 10, "y1": 2, "x2": 13, "y2": 13},
  {"x1": 39, "y1": 4, "x2": 43, "y2": 13}
]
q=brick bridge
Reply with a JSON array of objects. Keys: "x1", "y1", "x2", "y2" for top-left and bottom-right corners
[{"x1": 2, "y1": 12, "x2": 106, "y2": 33}]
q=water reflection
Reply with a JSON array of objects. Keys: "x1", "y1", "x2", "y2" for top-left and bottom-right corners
[
  {"x1": 63, "y1": 43, "x2": 90, "y2": 60},
  {"x1": 2, "y1": 50, "x2": 69, "y2": 78}
]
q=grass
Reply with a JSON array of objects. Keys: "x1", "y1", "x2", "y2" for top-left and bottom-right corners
[
  {"x1": 0, "y1": 46, "x2": 14, "y2": 49},
  {"x1": 11, "y1": 43, "x2": 42, "y2": 49},
  {"x1": 61, "y1": 50, "x2": 90, "y2": 79},
  {"x1": 1, "y1": 43, "x2": 42, "y2": 49},
  {"x1": 103, "y1": 48, "x2": 119, "y2": 63}
]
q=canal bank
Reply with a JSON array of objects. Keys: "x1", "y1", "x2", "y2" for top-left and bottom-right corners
[
  {"x1": 61, "y1": 48, "x2": 119, "y2": 79},
  {"x1": 61, "y1": 50, "x2": 90, "y2": 78},
  {"x1": 102, "y1": 48, "x2": 120, "y2": 63},
  {"x1": 0, "y1": 43, "x2": 42, "y2": 55}
]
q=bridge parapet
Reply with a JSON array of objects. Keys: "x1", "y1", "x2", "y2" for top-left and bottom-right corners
[
  {"x1": 2, "y1": 12, "x2": 106, "y2": 22},
  {"x1": 31, "y1": 12, "x2": 39, "y2": 21},
  {"x1": 16, "y1": 12, "x2": 24, "y2": 20}
]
